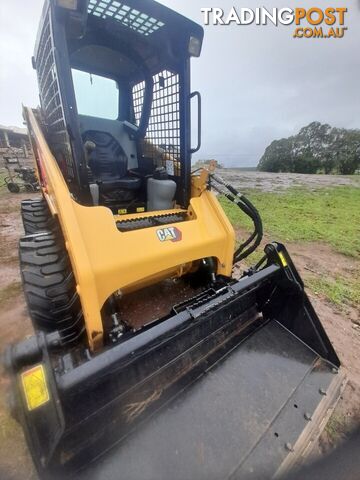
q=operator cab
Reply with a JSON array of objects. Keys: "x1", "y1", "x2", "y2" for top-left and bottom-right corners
[{"x1": 33, "y1": 0, "x2": 203, "y2": 213}]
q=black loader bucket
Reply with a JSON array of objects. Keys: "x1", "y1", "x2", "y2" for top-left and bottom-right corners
[{"x1": 4, "y1": 244, "x2": 344, "y2": 480}]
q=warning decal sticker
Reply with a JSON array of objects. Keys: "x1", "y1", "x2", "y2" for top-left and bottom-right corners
[
  {"x1": 278, "y1": 251, "x2": 288, "y2": 268},
  {"x1": 21, "y1": 364, "x2": 50, "y2": 411}
]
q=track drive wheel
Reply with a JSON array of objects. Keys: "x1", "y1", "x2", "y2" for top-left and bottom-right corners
[
  {"x1": 19, "y1": 232, "x2": 85, "y2": 345},
  {"x1": 21, "y1": 198, "x2": 57, "y2": 235}
]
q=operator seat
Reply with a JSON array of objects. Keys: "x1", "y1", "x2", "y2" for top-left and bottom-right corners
[{"x1": 83, "y1": 130, "x2": 141, "y2": 195}]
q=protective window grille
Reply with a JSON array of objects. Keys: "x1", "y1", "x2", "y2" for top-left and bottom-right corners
[
  {"x1": 35, "y1": 8, "x2": 74, "y2": 179},
  {"x1": 133, "y1": 71, "x2": 181, "y2": 177},
  {"x1": 88, "y1": 0, "x2": 165, "y2": 36}
]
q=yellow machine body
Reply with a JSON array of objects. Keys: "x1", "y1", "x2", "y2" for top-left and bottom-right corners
[{"x1": 25, "y1": 107, "x2": 236, "y2": 351}]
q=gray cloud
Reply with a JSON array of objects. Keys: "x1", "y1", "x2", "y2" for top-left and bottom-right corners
[
  {"x1": 0, "y1": 1, "x2": 44, "y2": 127},
  {"x1": 1, "y1": 1, "x2": 359, "y2": 166},
  {"x1": 164, "y1": 0, "x2": 360, "y2": 165}
]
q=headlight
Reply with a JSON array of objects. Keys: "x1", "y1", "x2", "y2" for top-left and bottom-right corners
[{"x1": 188, "y1": 36, "x2": 202, "y2": 57}]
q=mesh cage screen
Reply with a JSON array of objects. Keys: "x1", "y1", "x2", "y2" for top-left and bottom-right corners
[
  {"x1": 133, "y1": 71, "x2": 181, "y2": 177},
  {"x1": 35, "y1": 7, "x2": 74, "y2": 179},
  {"x1": 88, "y1": 0, "x2": 165, "y2": 36}
]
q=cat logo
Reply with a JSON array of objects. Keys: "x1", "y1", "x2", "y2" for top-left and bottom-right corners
[{"x1": 156, "y1": 227, "x2": 182, "y2": 243}]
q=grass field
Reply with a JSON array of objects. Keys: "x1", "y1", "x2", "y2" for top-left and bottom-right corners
[{"x1": 220, "y1": 186, "x2": 360, "y2": 309}]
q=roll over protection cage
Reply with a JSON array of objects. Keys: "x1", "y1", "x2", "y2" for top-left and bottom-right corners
[{"x1": 33, "y1": 0, "x2": 204, "y2": 207}]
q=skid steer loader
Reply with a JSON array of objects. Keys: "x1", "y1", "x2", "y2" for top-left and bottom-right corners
[{"x1": 3, "y1": 1, "x2": 345, "y2": 478}]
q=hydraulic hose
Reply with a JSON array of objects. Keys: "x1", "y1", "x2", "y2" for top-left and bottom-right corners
[
  {"x1": 211, "y1": 183, "x2": 257, "y2": 254},
  {"x1": 210, "y1": 174, "x2": 263, "y2": 263}
]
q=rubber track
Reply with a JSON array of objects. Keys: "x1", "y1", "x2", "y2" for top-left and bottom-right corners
[{"x1": 19, "y1": 232, "x2": 84, "y2": 344}]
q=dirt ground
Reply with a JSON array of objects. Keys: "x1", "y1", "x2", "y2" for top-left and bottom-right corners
[
  {"x1": 0, "y1": 192, "x2": 37, "y2": 480},
  {"x1": 0, "y1": 173, "x2": 359, "y2": 478},
  {"x1": 220, "y1": 170, "x2": 360, "y2": 192},
  {"x1": 288, "y1": 244, "x2": 360, "y2": 456}
]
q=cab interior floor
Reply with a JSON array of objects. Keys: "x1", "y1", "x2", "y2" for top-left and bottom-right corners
[{"x1": 118, "y1": 279, "x2": 201, "y2": 331}]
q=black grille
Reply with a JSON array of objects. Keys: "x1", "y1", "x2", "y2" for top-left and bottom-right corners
[
  {"x1": 88, "y1": 0, "x2": 165, "y2": 36},
  {"x1": 117, "y1": 212, "x2": 187, "y2": 232},
  {"x1": 133, "y1": 71, "x2": 181, "y2": 177},
  {"x1": 35, "y1": 6, "x2": 74, "y2": 179}
]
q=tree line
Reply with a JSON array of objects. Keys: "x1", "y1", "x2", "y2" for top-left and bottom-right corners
[{"x1": 258, "y1": 122, "x2": 360, "y2": 175}]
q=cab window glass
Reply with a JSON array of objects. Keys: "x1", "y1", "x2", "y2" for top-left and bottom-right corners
[{"x1": 72, "y1": 69, "x2": 119, "y2": 120}]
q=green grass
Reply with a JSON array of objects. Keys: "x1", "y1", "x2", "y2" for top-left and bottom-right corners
[
  {"x1": 221, "y1": 186, "x2": 360, "y2": 309},
  {"x1": 220, "y1": 187, "x2": 360, "y2": 259},
  {"x1": 307, "y1": 275, "x2": 360, "y2": 309}
]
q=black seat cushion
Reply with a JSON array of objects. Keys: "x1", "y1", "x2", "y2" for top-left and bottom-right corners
[
  {"x1": 83, "y1": 130, "x2": 132, "y2": 182},
  {"x1": 99, "y1": 175, "x2": 141, "y2": 191}
]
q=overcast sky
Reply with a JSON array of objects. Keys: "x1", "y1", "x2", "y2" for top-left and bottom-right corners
[{"x1": 0, "y1": 1, "x2": 359, "y2": 166}]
